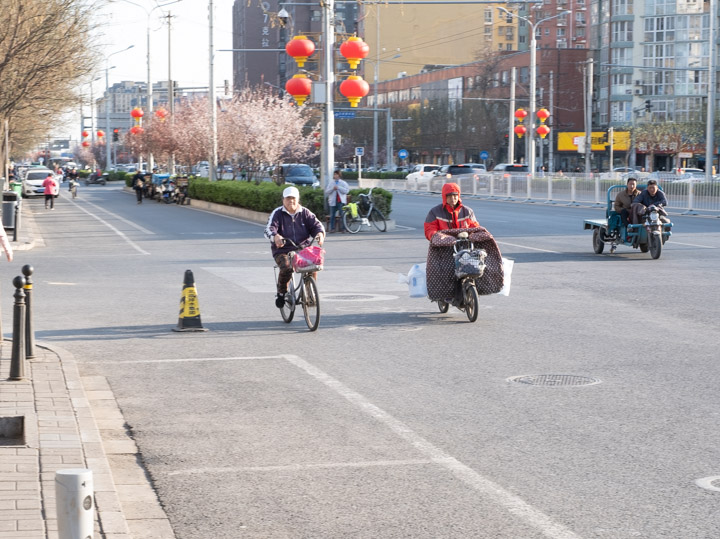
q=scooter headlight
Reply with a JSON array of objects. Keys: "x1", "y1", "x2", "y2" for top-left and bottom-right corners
[{"x1": 649, "y1": 210, "x2": 659, "y2": 221}]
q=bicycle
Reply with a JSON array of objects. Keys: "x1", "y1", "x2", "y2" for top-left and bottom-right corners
[
  {"x1": 341, "y1": 187, "x2": 387, "y2": 234},
  {"x1": 274, "y1": 238, "x2": 324, "y2": 331}
]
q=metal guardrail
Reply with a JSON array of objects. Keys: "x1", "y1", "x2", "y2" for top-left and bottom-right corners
[{"x1": 359, "y1": 173, "x2": 720, "y2": 214}]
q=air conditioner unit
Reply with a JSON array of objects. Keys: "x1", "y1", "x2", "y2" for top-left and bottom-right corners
[
  {"x1": 635, "y1": 89, "x2": 643, "y2": 95},
  {"x1": 625, "y1": 89, "x2": 633, "y2": 95},
  {"x1": 635, "y1": 79, "x2": 642, "y2": 86}
]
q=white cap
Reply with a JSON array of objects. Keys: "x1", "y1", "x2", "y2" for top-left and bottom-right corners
[{"x1": 283, "y1": 186, "x2": 300, "y2": 199}]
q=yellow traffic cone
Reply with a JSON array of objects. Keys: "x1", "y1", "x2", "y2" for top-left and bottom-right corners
[{"x1": 173, "y1": 270, "x2": 208, "y2": 332}]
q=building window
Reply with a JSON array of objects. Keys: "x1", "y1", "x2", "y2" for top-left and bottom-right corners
[
  {"x1": 484, "y1": 8, "x2": 493, "y2": 23},
  {"x1": 612, "y1": 20, "x2": 633, "y2": 41}
]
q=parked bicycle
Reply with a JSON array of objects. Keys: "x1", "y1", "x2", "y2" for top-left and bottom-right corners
[
  {"x1": 274, "y1": 238, "x2": 324, "y2": 331},
  {"x1": 342, "y1": 187, "x2": 387, "y2": 233}
]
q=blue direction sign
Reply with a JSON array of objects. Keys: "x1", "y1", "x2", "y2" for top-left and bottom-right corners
[
  {"x1": 398, "y1": 149, "x2": 409, "y2": 159},
  {"x1": 335, "y1": 111, "x2": 356, "y2": 119},
  {"x1": 480, "y1": 151, "x2": 489, "y2": 160},
  {"x1": 355, "y1": 147, "x2": 364, "y2": 156}
]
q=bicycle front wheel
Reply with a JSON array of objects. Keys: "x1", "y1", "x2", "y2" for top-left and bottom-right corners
[
  {"x1": 301, "y1": 275, "x2": 320, "y2": 331},
  {"x1": 370, "y1": 207, "x2": 387, "y2": 232},
  {"x1": 280, "y1": 278, "x2": 296, "y2": 323},
  {"x1": 342, "y1": 210, "x2": 362, "y2": 234}
]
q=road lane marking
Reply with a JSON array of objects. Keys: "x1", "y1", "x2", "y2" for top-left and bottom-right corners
[
  {"x1": 670, "y1": 241, "x2": 716, "y2": 249},
  {"x1": 167, "y1": 459, "x2": 434, "y2": 476},
  {"x1": 498, "y1": 241, "x2": 560, "y2": 254},
  {"x1": 68, "y1": 201, "x2": 151, "y2": 255},
  {"x1": 282, "y1": 354, "x2": 581, "y2": 539},
  {"x1": 78, "y1": 199, "x2": 155, "y2": 234},
  {"x1": 84, "y1": 355, "x2": 286, "y2": 365}
]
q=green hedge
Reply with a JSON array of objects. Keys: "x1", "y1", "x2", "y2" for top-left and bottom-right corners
[
  {"x1": 186, "y1": 179, "x2": 393, "y2": 220},
  {"x1": 341, "y1": 171, "x2": 406, "y2": 181}
]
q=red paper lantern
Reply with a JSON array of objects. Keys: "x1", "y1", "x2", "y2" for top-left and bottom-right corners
[
  {"x1": 81, "y1": 130, "x2": 89, "y2": 138},
  {"x1": 536, "y1": 125, "x2": 550, "y2": 139},
  {"x1": 130, "y1": 107, "x2": 144, "y2": 119},
  {"x1": 81, "y1": 140, "x2": 90, "y2": 147},
  {"x1": 155, "y1": 107, "x2": 169, "y2": 120},
  {"x1": 130, "y1": 126, "x2": 144, "y2": 135},
  {"x1": 285, "y1": 35, "x2": 315, "y2": 68},
  {"x1": 514, "y1": 125, "x2": 527, "y2": 139},
  {"x1": 536, "y1": 108, "x2": 550, "y2": 123},
  {"x1": 514, "y1": 108, "x2": 528, "y2": 122},
  {"x1": 97, "y1": 130, "x2": 105, "y2": 138},
  {"x1": 314, "y1": 141, "x2": 321, "y2": 148},
  {"x1": 340, "y1": 36, "x2": 369, "y2": 70},
  {"x1": 285, "y1": 74, "x2": 312, "y2": 106},
  {"x1": 339, "y1": 75, "x2": 369, "y2": 108}
]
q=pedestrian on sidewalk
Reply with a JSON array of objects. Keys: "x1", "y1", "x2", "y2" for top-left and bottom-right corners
[
  {"x1": 133, "y1": 171, "x2": 145, "y2": 204},
  {"x1": 0, "y1": 225, "x2": 13, "y2": 261},
  {"x1": 324, "y1": 170, "x2": 349, "y2": 233},
  {"x1": 42, "y1": 173, "x2": 58, "y2": 210}
]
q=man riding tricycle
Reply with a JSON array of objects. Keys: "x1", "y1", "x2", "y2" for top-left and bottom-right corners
[{"x1": 584, "y1": 178, "x2": 673, "y2": 259}]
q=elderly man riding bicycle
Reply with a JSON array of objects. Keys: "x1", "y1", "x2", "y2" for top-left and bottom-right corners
[{"x1": 265, "y1": 186, "x2": 325, "y2": 308}]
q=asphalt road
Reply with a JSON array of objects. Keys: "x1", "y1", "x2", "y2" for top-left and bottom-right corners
[{"x1": 8, "y1": 183, "x2": 720, "y2": 538}]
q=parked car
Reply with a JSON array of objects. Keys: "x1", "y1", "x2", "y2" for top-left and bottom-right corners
[
  {"x1": 492, "y1": 163, "x2": 529, "y2": 173},
  {"x1": 275, "y1": 164, "x2": 319, "y2": 187},
  {"x1": 22, "y1": 168, "x2": 59, "y2": 197},
  {"x1": 405, "y1": 164, "x2": 440, "y2": 189}
]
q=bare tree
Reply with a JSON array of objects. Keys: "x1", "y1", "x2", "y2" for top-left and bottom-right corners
[{"x1": 0, "y1": 0, "x2": 100, "y2": 173}]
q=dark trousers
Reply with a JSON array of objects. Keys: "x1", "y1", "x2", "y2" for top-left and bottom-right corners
[
  {"x1": 135, "y1": 189, "x2": 143, "y2": 202},
  {"x1": 274, "y1": 253, "x2": 293, "y2": 294},
  {"x1": 44, "y1": 194, "x2": 54, "y2": 209}
]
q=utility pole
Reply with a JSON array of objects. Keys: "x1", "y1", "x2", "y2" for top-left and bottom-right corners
[
  {"x1": 508, "y1": 67, "x2": 516, "y2": 164},
  {"x1": 166, "y1": 11, "x2": 176, "y2": 174},
  {"x1": 584, "y1": 58, "x2": 593, "y2": 174},
  {"x1": 209, "y1": 0, "x2": 218, "y2": 181}
]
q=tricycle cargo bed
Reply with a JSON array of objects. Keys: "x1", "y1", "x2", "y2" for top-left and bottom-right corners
[{"x1": 584, "y1": 218, "x2": 607, "y2": 230}]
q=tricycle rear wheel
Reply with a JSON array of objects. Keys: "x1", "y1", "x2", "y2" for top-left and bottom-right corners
[{"x1": 592, "y1": 228, "x2": 605, "y2": 254}]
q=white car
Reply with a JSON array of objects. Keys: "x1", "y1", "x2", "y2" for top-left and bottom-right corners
[
  {"x1": 22, "y1": 169, "x2": 60, "y2": 198},
  {"x1": 405, "y1": 164, "x2": 440, "y2": 189}
]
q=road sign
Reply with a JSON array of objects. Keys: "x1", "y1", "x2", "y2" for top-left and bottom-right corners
[
  {"x1": 335, "y1": 111, "x2": 356, "y2": 119},
  {"x1": 398, "y1": 149, "x2": 409, "y2": 159},
  {"x1": 355, "y1": 147, "x2": 364, "y2": 156},
  {"x1": 480, "y1": 151, "x2": 489, "y2": 160}
]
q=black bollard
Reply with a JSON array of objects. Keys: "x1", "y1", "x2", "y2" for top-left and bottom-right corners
[
  {"x1": 9, "y1": 276, "x2": 27, "y2": 381},
  {"x1": 21, "y1": 265, "x2": 35, "y2": 359}
]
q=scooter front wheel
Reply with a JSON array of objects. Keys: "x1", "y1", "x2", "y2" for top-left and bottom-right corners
[
  {"x1": 462, "y1": 281, "x2": 479, "y2": 323},
  {"x1": 437, "y1": 300, "x2": 449, "y2": 313}
]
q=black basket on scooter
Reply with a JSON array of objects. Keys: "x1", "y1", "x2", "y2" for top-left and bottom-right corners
[{"x1": 453, "y1": 248, "x2": 487, "y2": 278}]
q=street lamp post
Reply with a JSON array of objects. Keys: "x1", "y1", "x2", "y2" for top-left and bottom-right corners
[
  {"x1": 104, "y1": 45, "x2": 134, "y2": 172},
  {"x1": 498, "y1": 7, "x2": 569, "y2": 177}
]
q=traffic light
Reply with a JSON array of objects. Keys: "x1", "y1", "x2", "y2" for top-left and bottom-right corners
[
  {"x1": 112, "y1": 128, "x2": 119, "y2": 142},
  {"x1": 645, "y1": 99, "x2": 653, "y2": 112},
  {"x1": 503, "y1": 134, "x2": 509, "y2": 146}
]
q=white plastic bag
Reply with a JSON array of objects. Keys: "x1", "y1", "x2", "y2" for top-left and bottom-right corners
[
  {"x1": 398, "y1": 263, "x2": 428, "y2": 298},
  {"x1": 497, "y1": 258, "x2": 514, "y2": 296}
]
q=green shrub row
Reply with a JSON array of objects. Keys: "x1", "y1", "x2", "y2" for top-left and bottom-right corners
[
  {"x1": 187, "y1": 179, "x2": 393, "y2": 220},
  {"x1": 341, "y1": 171, "x2": 406, "y2": 181}
]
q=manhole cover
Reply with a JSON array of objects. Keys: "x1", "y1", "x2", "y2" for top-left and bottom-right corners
[
  {"x1": 696, "y1": 476, "x2": 720, "y2": 492},
  {"x1": 508, "y1": 374, "x2": 601, "y2": 387}
]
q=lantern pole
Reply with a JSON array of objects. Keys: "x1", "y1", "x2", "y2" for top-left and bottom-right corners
[
  {"x1": 320, "y1": 0, "x2": 335, "y2": 191},
  {"x1": 209, "y1": 0, "x2": 218, "y2": 182}
]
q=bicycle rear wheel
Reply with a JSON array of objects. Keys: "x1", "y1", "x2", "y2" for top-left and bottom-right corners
[
  {"x1": 280, "y1": 278, "x2": 296, "y2": 323},
  {"x1": 342, "y1": 210, "x2": 362, "y2": 234},
  {"x1": 301, "y1": 275, "x2": 320, "y2": 331},
  {"x1": 370, "y1": 207, "x2": 386, "y2": 232}
]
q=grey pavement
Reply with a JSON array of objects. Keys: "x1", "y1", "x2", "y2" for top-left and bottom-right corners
[{"x1": 0, "y1": 203, "x2": 175, "y2": 539}]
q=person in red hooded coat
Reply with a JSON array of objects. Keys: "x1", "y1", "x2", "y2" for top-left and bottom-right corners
[{"x1": 423, "y1": 182, "x2": 479, "y2": 241}]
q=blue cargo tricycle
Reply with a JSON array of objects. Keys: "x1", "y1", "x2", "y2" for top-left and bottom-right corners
[{"x1": 583, "y1": 184, "x2": 673, "y2": 259}]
